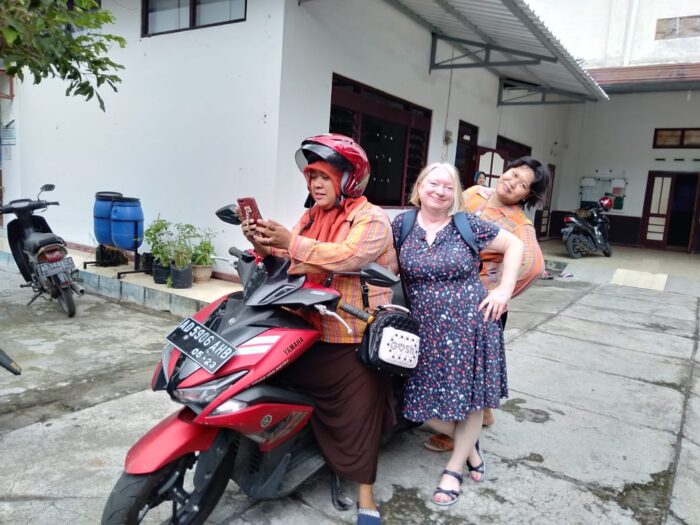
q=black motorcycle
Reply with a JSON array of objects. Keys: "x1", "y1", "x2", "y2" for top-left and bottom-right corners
[
  {"x1": 561, "y1": 196, "x2": 614, "y2": 259},
  {"x1": 0, "y1": 184, "x2": 84, "y2": 317}
]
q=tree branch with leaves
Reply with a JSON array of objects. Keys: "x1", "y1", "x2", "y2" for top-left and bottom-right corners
[{"x1": 0, "y1": 0, "x2": 126, "y2": 110}]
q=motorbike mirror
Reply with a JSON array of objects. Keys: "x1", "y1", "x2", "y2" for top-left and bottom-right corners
[
  {"x1": 359, "y1": 263, "x2": 400, "y2": 288},
  {"x1": 216, "y1": 204, "x2": 242, "y2": 225},
  {"x1": 37, "y1": 184, "x2": 55, "y2": 200}
]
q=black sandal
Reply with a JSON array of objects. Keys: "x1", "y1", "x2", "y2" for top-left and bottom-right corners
[
  {"x1": 467, "y1": 440, "x2": 486, "y2": 482},
  {"x1": 432, "y1": 469, "x2": 463, "y2": 506}
]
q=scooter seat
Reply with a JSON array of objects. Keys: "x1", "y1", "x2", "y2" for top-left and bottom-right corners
[{"x1": 25, "y1": 232, "x2": 64, "y2": 253}]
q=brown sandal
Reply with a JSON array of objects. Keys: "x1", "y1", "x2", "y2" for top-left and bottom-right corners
[{"x1": 423, "y1": 433, "x2": 454, "y2": 452}]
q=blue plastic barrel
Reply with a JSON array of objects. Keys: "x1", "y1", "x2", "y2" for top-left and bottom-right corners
[
  {"x1": 93, "y1": 192, "x2": 123, "y2": 246},
  {"x1": 111, "y1": 197, "x2": 144, "y2": 250}
]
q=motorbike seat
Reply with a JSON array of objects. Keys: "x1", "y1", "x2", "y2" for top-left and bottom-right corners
[{"x1": 25, "y1": 232, "x2": 64, "y2": 253}]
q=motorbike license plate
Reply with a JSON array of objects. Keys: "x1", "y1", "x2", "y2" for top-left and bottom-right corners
[
  {"x1": 165, "y1": 317, "x2": 237, "y2": 374},
  {"x1": 36, "y1": 257, "x2": 75, "y2": 279}
]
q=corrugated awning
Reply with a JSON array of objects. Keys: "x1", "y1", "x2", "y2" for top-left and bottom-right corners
[{"x1": 382, "y1": 0, "x2": 609, "y2": 105}]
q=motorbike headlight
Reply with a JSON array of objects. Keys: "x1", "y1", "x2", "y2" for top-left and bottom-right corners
[
  {"x1": 211, "y1": 398, "x2": 249, "y2": 416},
  {"x1": 171, "y1": 370, "x2": 248, "y2": 413}
]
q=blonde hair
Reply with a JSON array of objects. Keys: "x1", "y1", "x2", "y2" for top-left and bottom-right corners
[{"x1": 409, "y1": 162, "x2": 464, "y2": 216}]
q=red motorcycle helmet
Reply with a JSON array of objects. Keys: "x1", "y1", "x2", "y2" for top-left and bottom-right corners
[
  {"x1": 295, "y1": 134, "x2": 370, "y2": 198},
  {"x1": 598, "y1": 196, "x2": 613, "y2": 211}
]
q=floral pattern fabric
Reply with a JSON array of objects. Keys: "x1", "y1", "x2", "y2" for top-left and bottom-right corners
[{"x1": 392, "y1": 212, "x2": 509, "y2": 422}]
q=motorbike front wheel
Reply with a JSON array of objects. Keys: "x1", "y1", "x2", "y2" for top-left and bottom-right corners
[
  {"x1": 603, "y1": 243, "x2": 613, "y2": 257},
  {"x1": 102, "y1": 449, "x2": 236, "y2": 525},
  {"x1": 565, "y1": 234, "x2": 584, "y2": 259}
]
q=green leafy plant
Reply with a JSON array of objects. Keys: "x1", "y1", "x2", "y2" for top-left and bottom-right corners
[
  {"x1": 165, "y1": 275, "x2": 173, "y2": 288},
  {"x1": 0, "y1": 0, "x2": 127, "y2": 111},
  {"x1": 170, "y1": 223, "x2": 198, "y2": 270},
  {"x1": 191, "y1": 228, "x2": 217, "y2": 266},
  {"x1": 144, "y1": 217, "x2": 172, "y2": 267}
]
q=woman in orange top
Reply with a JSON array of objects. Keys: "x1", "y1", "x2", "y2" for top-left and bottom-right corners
[
  {"x1": 425, "y1": 156, "x2": 550, "y2": 455},
  {"x1": 242, "y1": 134, "x2": 396, "y2": 525}
]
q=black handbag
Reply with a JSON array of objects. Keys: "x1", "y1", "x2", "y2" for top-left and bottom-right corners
[{"x1": 356, "y1": 305, "x2": 420, "y2": 376}]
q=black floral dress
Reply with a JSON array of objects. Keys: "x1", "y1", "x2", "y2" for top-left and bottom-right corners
[{"x1": 392, "y1": 213, "x2": 508, "y2": 422}]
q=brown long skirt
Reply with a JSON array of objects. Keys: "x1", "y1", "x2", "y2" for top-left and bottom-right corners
[{"x1": 276, "y1": 342, "x2": 395, "y2": 484}]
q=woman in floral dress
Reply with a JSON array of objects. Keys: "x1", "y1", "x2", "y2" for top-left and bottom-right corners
[{"x1": 391, "y1": 162, "x2": 523, "y2": 506}]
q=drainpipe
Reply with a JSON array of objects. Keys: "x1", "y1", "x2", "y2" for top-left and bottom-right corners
[{"x1": 622, "y1": 0, "x2": 640, "y2": 66}]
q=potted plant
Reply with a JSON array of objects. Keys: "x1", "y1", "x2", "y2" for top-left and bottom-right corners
[
  {"x1": 169, "y1": 223, "x2": 197, "y2": 289},
  {"x1": 144, "y1": 217, "x2": 172, "y2": 284},
  {"x1": 191, "y1": 228, "x2": 217, "y2": 283}
]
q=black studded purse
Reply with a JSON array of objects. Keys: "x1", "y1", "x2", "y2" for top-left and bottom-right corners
[{"x1": 356, "y1": 305, "x2": 420, "y2": 376}]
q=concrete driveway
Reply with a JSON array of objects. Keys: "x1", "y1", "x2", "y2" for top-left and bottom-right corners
[{"x1": 0, "y1": 262, "x2": 698, "y2": 525}]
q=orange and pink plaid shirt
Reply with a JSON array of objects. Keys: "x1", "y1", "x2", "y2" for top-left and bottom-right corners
[
  {"x1": 274, "y1": 200, "x2": 397, "y2": 344},
  {"x1": 463, "y1": 185, "x2": 544, "y2": 297}
]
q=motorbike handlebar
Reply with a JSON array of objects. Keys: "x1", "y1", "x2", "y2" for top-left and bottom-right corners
[
  {"x1": 46, "y1": 201, "x2": 60, "y2": 206},
  {"x1": 338, "y1": 301, "x2": 372, "y2": 323}
]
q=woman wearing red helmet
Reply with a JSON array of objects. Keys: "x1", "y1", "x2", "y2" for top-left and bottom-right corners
[{"x1": 241, "y1": 133, "x2": 396, "y2": 525}]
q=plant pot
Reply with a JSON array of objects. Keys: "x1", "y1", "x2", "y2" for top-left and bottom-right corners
[
  {"x1": 153, "y1": 263, "x2": 170, "y2": 285},
  {"x1": 170, "y1": 264, "x2": 193, "y2": 289},
  {"x1": 192, "y1": 264, "x2": 213, "y2": 283},
  {"x1": 141, "y1": 252, "x2": 154, "y2": 275}
]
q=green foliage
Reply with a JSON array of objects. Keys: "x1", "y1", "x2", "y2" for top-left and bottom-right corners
[
  {"x1": 165, "y1": 274, "x2": 173, "y2": 288},
  {"x1": 191, "y1": 227, "x2": 217, "y2": 266},
  {"x1": 0, "y1": 0, "x2": 126, "y2": 110},
  {"x1": 170, "y1": 223, "x2": 198, "y2": 270},
  {"x1": 144, "y1": 217, "x2": 172, "y2": 266}
]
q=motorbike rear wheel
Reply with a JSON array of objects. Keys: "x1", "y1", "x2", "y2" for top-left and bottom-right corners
[
  {"x1": 51, "y1": 276, "x2": 75, "y2": 317},
  {"x1": 56, "y1": 286, "x2": 76, "y2": 318},
  {"x1": 101, "y1": 449, "x2": 235, "y2": 525},
  {"x1": 565, "y1": 234, "x2": 584, "y2": 259}
]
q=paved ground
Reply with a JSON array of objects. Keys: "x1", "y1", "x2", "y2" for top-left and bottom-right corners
[{"x1": 0, "y1": 260, "x2": 699, "y2": 524}]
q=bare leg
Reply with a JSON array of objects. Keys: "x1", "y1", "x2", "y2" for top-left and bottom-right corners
[
  {"x1": 425, "y1": 418, "x2": 456, "y2": 438},
  {"x1": 483, "y1": 407, "x2": 495, "y2": 426},
  {"x1": 358, "y1": 483, "x2": 377, "y2": 510},
  {"x1": 433, "y1": 411, "x2": 483, "y2": 503}
]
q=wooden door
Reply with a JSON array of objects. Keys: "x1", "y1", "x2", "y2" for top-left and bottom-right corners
[
  {"x1": 476, "y1": 147, "x2": 508, "y2": 188},
  {"x1": 454, "y1": 121, "x2": 479, "y2": 189},
  {"x1": 534, "y1": 164, "x2": 555, "y2": 239},
  {"x1": 641, "y1": 172, "x2": 674, "y2": 248}
]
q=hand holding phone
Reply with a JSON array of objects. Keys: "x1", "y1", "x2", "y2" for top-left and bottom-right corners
[{"x1": 237, "y1": 197, "x2": 262, "y2": 223}]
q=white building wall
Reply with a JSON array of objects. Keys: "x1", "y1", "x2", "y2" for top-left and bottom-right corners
[
  {"x1": 3, "y1": 0, "x2": 573, "y2": 266},
  {"x1": 275, "y1": 0, "x2": 568, "y2": 223},
  {"x1": 554, "y1": 90, "x2": 700, "y2": 216},
  {"x1": 1, "y1": 0, "x2": 286, "y2": 261}
]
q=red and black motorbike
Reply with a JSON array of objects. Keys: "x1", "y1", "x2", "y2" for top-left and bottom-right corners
[
  {"x1": 0, "y1": 184, "x2": 83, "y2": 317},
  {"x1": 102, "y1": 204, "x2": 406, "y2": 525}
]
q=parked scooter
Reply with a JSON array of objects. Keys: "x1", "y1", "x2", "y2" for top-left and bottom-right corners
[
  {"x1": 0, "y1": 184, "x2": 84, "y2": 317},
  {"x1": 0, "y1": 347, "x2": 21, "y2": 375},
  {"x1": 561, "y1": 196, "x2": 614, "y2": 259},
  {"x1": 102, "y1": 204, "x2": 408, "y2": 525}
]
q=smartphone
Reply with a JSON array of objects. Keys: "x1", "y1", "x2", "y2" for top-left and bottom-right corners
[{"x1": 237, "y1": 197, "x2": 263, "y2": 223}]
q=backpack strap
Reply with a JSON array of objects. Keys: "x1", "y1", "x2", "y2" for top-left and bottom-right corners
[
  {"x1": 452, "y1": 211, "x2": 478, "y2": 257},
  {"x1": 396, "y1": 208, "x2": 418, "y2": 255}
]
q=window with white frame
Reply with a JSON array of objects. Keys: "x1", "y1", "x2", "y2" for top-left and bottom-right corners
[{"x1": 144, "y1": 0, "x2": 246, "y2": 36}]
